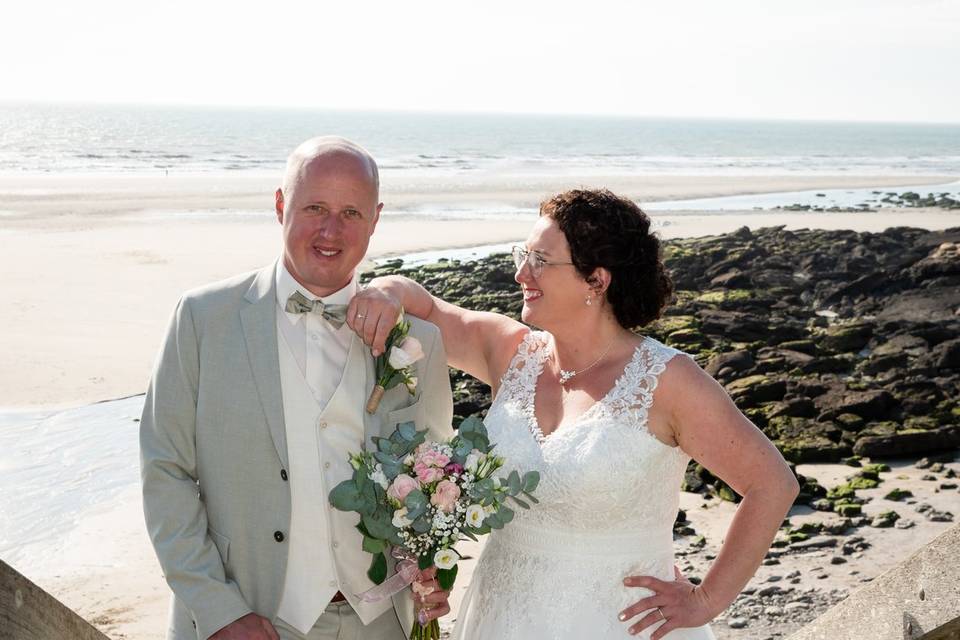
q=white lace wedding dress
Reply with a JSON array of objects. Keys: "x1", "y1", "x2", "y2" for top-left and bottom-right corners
[{"x1": 451, "y1": 331, "x2": 716, "y2": 639}]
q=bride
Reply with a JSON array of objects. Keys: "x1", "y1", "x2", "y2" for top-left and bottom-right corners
[{"x1": 348, "y1": 189, "x2": 799, "y2": 639}]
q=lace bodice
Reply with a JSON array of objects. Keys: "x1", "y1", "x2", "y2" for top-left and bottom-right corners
[
  {"x1": 489, "y1": 331, "x2": 692, "y2": 534},
  {"x1": 452, "y1": 331, "x2": 714, "y2": 640}
]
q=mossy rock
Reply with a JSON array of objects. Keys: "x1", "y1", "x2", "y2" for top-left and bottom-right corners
[
  {"x1": 666, "y1": 328, "x2": 709, "y2": 350},
  {"x1": 696, "y1": 289, "x2": 755, "y2": 305},
  {"x1": 861, "y1": 463, "x2": 890, "y2": 474},
  {"x1": 836, "y1": 413, "x2": 866, "y2": 431},
  {"x1": 820, "y1": 323, "x2": 874, "y2": 353},
  {"x1": 871, "y1": 510, "x2": 900, "y2": 528},
  {"x1": 650, "y1": 315, "x2": 699, "y2": 335},
  {"x1": 778, "y1": 436, "x2": 849, "y2": 464},
  {"x1": 788, "y1": 531, "x2": 810, "y2": 543},
  {"x1": 836, "y1": 503, "x2": 862, "y2": 517},
  {"x1": 904, "y1": 416, "x2": 940, "y2": 431},
  {"x1": 847, "y1": 475, "x2": 880, "y2": 490},
  {"x1": 884, "y1": 488, "x2": 913, "y2": 501},
  {"x1": 826, "y1": 484, "x2": 857, "y2": 500},
  {"x1": 790, "y1": 522, "x2": 822, "y2": 535},
  {"x1": 859, "y1": 421, "x2": 898, "y2": 438}
]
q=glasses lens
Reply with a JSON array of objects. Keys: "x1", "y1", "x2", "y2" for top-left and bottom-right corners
[{"x1": 512, "y1": 247, "x2": 525, "y2": 270}]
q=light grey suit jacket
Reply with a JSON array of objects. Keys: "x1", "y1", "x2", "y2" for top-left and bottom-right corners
[{"x1": 140, "y1": 263, "x2": 454, "y2": 639}]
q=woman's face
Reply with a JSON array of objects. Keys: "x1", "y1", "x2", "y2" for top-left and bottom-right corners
[{"x1": 514, "y1": 216, "x2": 590, "y2": 329}]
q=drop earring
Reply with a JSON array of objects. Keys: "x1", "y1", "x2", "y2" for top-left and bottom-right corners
[{"x1": 585, "y1": 295, "x2": 593, "y2": 306}]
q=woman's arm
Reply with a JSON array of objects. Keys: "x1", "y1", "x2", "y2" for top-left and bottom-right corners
[
  {"x1": 348, "y1": 275, "x2": 527, "y2": 390},
  {"x1": 621, "y1": 355, "x2": 800, "y2": 638}
]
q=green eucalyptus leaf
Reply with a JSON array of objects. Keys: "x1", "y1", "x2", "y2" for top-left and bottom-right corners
[
  {"x1": 362, "y1": 536, "x2": 387, "y2": 554},
  {"x1": 507, "y1": 470, "x2": 521, "y2": 494},
  {"x1": 418, "y1": 553, "x2": 434, "y2": 571},
  {"x1": 412, "y1": 515, "x2": 431, "y2": 534},
  {"x1": 437, "y1": 565, "x2": 458, "y2": 591},
  {"x1": 523, "y1": 492, "x2": 540, "y2": 504},
  {"x1": 522, "y1": 471, "x2": 540, "y2": 493},
  {"x1": 362, "y1": 511, "x2": 396, "y2": 541},
  {"x1": 499, "y1": 506, "x2": 514, "y2": 524},
  {"x1": 367, "y1": 552, "x2": 387, "y2": 585},
  {"x1": 397, "y1": 421, "x2": 418, "y2": 441},
  {"x1": 329, "y1": 480, "x2": 365, "y2": 512},
  {"x1": 510, "y1": 495, "x2": 530, "y2": 509},
  {"x1": 484, "y1": 512, "x2": 503, "y2": 529}
]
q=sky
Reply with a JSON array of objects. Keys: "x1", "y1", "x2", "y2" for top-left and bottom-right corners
[{"x1": 2, "y1": 0, "x2": 958, "y2": 123}]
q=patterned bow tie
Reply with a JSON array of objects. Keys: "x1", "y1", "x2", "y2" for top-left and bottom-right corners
[{"x1": 284, "y1": 291, "x2": 348, "y2": 328}]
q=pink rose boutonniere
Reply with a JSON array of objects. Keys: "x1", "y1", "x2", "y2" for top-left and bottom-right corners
[{"x1": 366, "y1": 315, "x2": 424, "y2": 414}]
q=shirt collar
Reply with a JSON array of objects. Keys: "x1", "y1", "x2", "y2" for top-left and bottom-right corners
[{"x1": 275, "y1": 260, "x2": 358, "y2": 321}]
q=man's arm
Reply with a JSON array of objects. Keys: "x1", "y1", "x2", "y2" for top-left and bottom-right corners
[{"x1": 140, "y1": 296, "x2": 254, "y2": 639}]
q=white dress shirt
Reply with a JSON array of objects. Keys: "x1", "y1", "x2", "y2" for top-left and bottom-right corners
[{"x1": 275, "y1": 263, "x2": 356, "y2": 409}]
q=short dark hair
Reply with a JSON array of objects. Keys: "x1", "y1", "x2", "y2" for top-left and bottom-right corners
[{"x1": 541, "y1": 189, "x2": 673, "y2": 328}]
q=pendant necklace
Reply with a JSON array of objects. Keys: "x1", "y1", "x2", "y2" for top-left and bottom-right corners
[{"x1": 555, "y1": 338, "x2": 616, "y2": 385}]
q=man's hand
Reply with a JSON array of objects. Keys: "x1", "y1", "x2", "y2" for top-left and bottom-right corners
[
  {"x1": 411, "y1": 567, "x2": 452, "y2": 624},
  {"x1": 209, "y1": 613, "x2": 280, "y2": 640}
]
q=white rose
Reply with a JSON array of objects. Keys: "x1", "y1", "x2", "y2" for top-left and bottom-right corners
[
  {"x1": 465, "y1": 504, "x2": 486, "y2": 528},
  {"x1": 464, "y1": 450, "x2": 482, "y2": 473},
  {"x1": 392, "y1": 507, "x2": 413, "y2": 528},
  {"x1": 370, "y1": 465, "x2": 389, "y2": 490},
  {"x1": 388, "y1": 337, "x2": 425, "y2": 370},
  {"x1": 433, "y1": 548, "x2": 459, "y2": 570}
]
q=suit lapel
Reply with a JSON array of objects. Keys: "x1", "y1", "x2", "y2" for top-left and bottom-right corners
[{"x1": 240, "y1": 263, "x2": 289, "y2": 470}]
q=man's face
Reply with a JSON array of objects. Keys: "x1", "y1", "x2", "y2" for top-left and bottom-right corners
[{"x1": 276, "y1": 151, "x2": 382, "y2": 297}]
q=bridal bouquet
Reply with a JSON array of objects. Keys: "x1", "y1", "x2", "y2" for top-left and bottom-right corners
[{"x1": 329, "y1": 416, "x2": 540, "y2": 640}]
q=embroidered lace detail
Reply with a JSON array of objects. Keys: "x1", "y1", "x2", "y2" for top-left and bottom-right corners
[
  {"x1": 452, "y1": 335, "x2": 714, "y2": 640},
  {"x1": 491, "y1": 330, "x2": 551, "y2": 444}
]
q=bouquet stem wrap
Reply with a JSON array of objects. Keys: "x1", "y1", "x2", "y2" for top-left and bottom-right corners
[{"x1": 355, "y1": 550, "x2": 418, "y2": 603}]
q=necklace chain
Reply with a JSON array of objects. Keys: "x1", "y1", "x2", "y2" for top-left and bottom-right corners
[{"x1": 555, "y1": 338, "x2": 617, "y2": 385}]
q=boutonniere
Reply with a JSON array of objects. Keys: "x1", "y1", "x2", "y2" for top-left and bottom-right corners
[{"x1": 365, "y1": 315, "x2": 425, "y2": 414}]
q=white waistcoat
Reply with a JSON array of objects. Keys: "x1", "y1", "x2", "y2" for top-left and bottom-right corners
[{"x1": 276, "y1": 332, "x2": 393, "y2": 633}]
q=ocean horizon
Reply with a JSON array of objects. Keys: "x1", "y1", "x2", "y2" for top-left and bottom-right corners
[{"x1": 3, "y1": 102, "x2": 960, "y2": 178}]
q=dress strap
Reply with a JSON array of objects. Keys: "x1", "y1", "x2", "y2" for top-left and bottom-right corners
[
  {"x1": 604, "y1": 337, "x2": 690, "y2": 429},
  {"x1": 494, "y1": 330, "x2": 550, "y2": 407}
]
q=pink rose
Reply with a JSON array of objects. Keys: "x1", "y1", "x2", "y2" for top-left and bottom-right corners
[
  {"x1": 414, "y1": 462, "x2": 444, "y2": 484},
  {"x1": 414, "y1": 445, "x2": 450, "y2": 470},
  {"x1": 387, "y1": 474, "x2": 420, "y2": 502},
  {"x1": 430, "y1": 480, "x2": 461, "y2": 513}
]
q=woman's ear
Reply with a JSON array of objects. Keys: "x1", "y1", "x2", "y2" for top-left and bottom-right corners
[{"x1": 587, "y1": 267, "x2": 611, "y2": 296}]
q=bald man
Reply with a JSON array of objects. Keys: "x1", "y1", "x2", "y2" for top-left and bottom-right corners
[{"x1": 141, "y1": 137, "x2": 454, "y2": 640}]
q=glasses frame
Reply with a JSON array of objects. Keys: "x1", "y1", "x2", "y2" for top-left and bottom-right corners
[{"x1": 511, "y1": 246, "x2": 575, "y2": 278}]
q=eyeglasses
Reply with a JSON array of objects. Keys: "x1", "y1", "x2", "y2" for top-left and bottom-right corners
[{"x1": 511, "y1": 246, "x2": 574, "y2": 278}]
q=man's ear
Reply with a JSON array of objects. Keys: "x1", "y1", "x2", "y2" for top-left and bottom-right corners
[{"x1": 275, "y1": 188, "x2": 284, "y2": 224}]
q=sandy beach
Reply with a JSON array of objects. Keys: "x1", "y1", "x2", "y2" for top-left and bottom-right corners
[{"x1": 2, "y1": 172, "x2": 958, "y2": 409}]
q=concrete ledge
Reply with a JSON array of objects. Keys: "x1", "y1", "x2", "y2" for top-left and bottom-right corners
[
  {"x1": 787, "y1": 524, "x2": 960, "y2": 640},
  {"x1": 1, "y1": 559, "x2": 109, "y2": 640}
]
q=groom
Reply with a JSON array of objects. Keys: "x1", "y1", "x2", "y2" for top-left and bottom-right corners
[{"x1": 140, "y1": 137, "x2": 453, "y2": 640}]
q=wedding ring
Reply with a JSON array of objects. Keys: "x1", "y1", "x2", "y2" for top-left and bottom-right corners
[
  {"x1": 657, "y1": 608, "x2": 666, "y2": 620},
  {"x1": 356, "y1": 313, "x2": 366, "y2": 319}
]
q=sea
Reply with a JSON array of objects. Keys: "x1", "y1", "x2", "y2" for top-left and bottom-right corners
[{"x1": 3, "y1": 102, "x2": 960, "y2": 178}]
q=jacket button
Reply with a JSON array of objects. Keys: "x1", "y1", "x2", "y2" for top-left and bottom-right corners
[
  {"x1": 281, "y1": 469, "x2": 288, "y2": 481},
  {"x1": 274, "y1": 531, "x2": 285, "y2": 542}
]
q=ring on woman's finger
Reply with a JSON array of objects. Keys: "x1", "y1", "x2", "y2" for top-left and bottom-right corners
[
  {"x1": 355, "y1": 313, "x2": 366, "y2": 319},
  {"x1": 657, "y1": 607, "x2": 666, "y2": 621}
]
